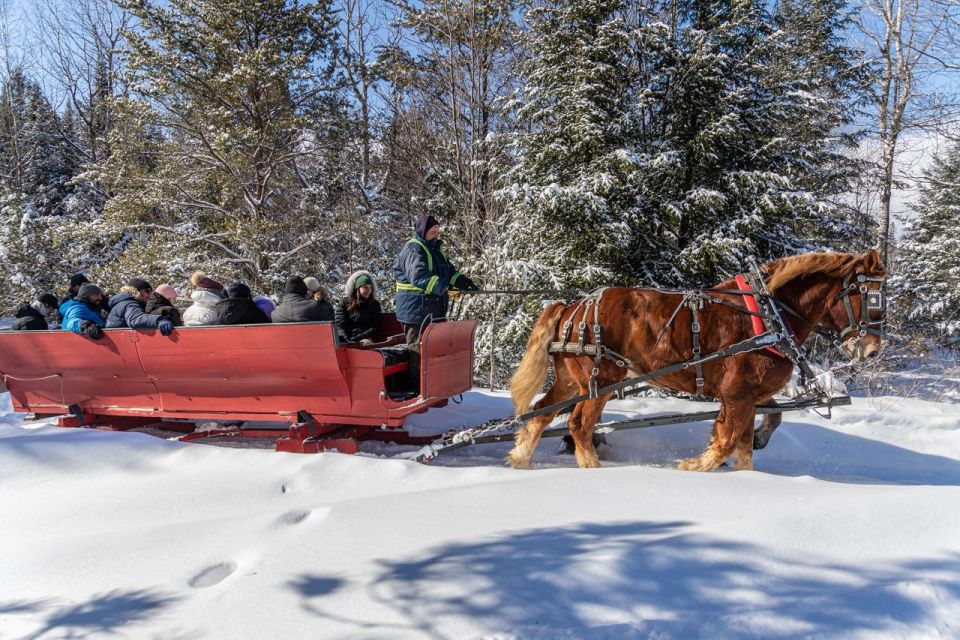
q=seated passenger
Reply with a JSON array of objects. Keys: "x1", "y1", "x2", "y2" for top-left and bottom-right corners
[
  {"x1": 106, "y1": 278, "x2": 174, "y2": 335},
  {"x1": 304, "y1": 277, "x2": 336, "y2": 320},
  {"x1": 335, "y1": 271, "x2": 382, "y2": 345},
  {"x1": 183, "y1": 271, "x2": 225, "y2": 326},
  {"x1": 11, "y1": 293, "x2": 58, "y2": 331},
  {"x1": 146, "y1": 283, "x2": 183, "y2": 326},
  {"x1": 212, "y1": 283, "x2": 271, "y2": 325},
  {"x1": 254, "y1": 295, "x2": 276, "y2": 319},
  {"x1": 57, "y1": 273, "x2": 89, "y2": 325},
  {"x1": 60, "y1": 283, "x2": 107, "y2": 340},
  {"x1": 272, "y1": 275, "x2": 334, "y2": 323}
]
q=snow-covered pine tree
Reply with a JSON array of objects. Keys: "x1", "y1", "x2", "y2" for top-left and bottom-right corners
[
  {"x1": 105, "y1": 0, "x2": 341, "y2": 292},
  {"x1": 505, "y1": 0, "x2": 648, "y2": 290},
  {"x1": 891, "y1": 142, "x2": 960, "y2": 344},
  {"x1": 633, "y1": 0, "x2": 869, "y2": 286},
  {"x1": 0, "y1": 69, "x2": 87, "y2": 308},
  {"x1": 763, "y1": 0, "x2": 872, "y2": 252}
]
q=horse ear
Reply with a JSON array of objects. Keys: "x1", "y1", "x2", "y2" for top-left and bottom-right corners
[{"x1": 862, "y1": 249, "x2": 884, "y2": 275}]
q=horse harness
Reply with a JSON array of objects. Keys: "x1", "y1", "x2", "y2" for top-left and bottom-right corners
[
  {"x1": 543, "y1": 262, "x2": 885, "y2": 400},
  {"x1": 833, "y1": 273, "x2": 886, "y2": 344}
]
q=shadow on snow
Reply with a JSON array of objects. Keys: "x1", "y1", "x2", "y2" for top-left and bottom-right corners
[
  {"x1": 286, "y1": 521, "x2": 960, "y2": 639},
  {"x1": 2, "y1": 588, "x2": 179, "y2": 640}
]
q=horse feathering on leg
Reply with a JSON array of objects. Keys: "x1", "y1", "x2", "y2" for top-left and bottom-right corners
[{"x1": 508, "y1": 250, "x2": 886, "y2": 471}]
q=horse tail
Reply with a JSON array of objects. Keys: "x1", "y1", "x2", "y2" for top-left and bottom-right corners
[{"x1": 511, "y1": 302, "x2": 566, "y2": 416}]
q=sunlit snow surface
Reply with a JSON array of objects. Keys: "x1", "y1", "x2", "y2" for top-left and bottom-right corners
[{"x1": 1, "y1": 390, "x2": 958, "y2": 639}]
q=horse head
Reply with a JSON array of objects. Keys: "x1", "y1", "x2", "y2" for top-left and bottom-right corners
[{"x1": 821, "y1": 249, "x2": 887, "y2": 361}]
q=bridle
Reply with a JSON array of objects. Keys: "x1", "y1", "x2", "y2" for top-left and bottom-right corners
[{"x1": 830, "y1": 272, "x2": 887, "y2": 346}]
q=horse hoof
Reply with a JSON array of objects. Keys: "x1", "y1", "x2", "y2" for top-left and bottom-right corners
[
  {"x1": 678, "y1": 457, "x2": 704, "y2": 471},
  {"x1": 753, "y1": 432, "x2": 771, "y2": 450},
  {"x1": 506, "y1": 450, "x2": 530, "y2": 470}
]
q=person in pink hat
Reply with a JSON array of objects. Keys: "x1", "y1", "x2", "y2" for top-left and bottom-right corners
[{"x1": 146, "y1": 283, "x2": 183, "y2": 326}]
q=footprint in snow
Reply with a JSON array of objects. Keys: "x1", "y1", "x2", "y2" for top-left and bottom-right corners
[
  {"x1": 275, "y1": 509, "x2": 311, "y2": 527},
  {"x1": 189, "y1": 562, "x2": 237, "y2": 588}
]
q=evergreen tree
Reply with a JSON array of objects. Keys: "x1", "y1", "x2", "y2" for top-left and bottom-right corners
[
  {"x1": 0, "y1": 69, "x2": 77, "y2": 216},
  {"x1": 633, "y1": 0, "x2": 868, "y2": 285},
  {"x1": 505, "y1": 0, "x2": 648, "y2": 289},
  {"x1": 106, "y1": 0, "x2": 340, "y2": 289},
  {"x1": 892, "y1": 142, "x2": 960, "y2": 343},
  {"x1": 0, "y1": 69, "x2": 89, "y2": 308}
]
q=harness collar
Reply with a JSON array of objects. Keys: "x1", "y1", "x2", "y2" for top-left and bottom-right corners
[{"x1": 734, "y1": 274, "x2": 792, "y2": 358}]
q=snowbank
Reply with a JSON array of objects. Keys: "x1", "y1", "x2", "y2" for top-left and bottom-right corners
[{"x1": 1, "y1": 391, "x2": 958, "y2": 638}]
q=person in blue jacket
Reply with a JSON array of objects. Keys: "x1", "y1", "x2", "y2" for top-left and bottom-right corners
[
  {"x1": 393, "y1": 214, "x2": 478, "y2": 390},
  {"x1": 105, "y1": 278, "x2": 174, "y2": 335},
  {"x1": 60, "y1": 283, "x2": 107, "y2": 340}
]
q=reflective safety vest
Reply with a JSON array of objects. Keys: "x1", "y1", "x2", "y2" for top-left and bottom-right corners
[{"x1": 395, "y1": 238, "x2": 462, "y2": 295}]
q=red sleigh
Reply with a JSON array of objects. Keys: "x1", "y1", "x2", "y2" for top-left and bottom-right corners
[{"x1": 0, "y1": 314, "x2": 478, "y2": 454}]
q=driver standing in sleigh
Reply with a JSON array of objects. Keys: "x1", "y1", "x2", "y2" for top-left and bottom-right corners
[{"x1": 394, "y1": 214, "x2": 479, "y2": 391}]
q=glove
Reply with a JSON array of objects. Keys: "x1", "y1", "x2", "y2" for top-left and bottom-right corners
[
  {"x1": 449, "y1": 290, "x2": 462, "y2": 301},
  {"x1": 455, "y1": 275, "x2": 479, "y2": 292},
  {"x1": 158, "y1": 319, "x2": 174, "y2": 336},
  {"x1": 80, "y1": 321, "x2": 104, "y2": 340}
]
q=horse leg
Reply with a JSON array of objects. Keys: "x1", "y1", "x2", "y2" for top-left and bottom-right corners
[
  {"x1": 753, "y1": 411, "x2": 782, "y2": 450},
  {"x1": 507, "y1": 373, "x2": 575, "y2": 470},
  {"x1": 679, "y1": 400, "x2": 757, "y2": 472},
  {"x1": 568, "y1": 392, "x2": 612, "y2": 469},
  {"x1": 734, "y1": 424, "x2": 755, "y2": 471}
]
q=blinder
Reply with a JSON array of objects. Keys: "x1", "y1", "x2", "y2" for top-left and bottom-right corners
[{"x1": 834, "y1": 273, "x2": 886, "y2": 344}]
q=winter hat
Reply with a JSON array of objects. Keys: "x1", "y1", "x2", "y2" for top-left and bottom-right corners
[
  {"x1": 303, "y1": 277, "x2": 322, "y2": 292},
  {"x1": 415, "y1": 214, "x2": 440, "y2": 239},
  {"x1": 77, "y1": 283, "x2": 102, "y2": 302},
  {"x1": 69, "y1": 273, "x2": 89, "y2": 289},
  {"x1": 190, "y1": 271, "x2": 224, "y2": 292},
  {"x1": 154, "y1": 284, "x2": 178, "y2": 305},
  {"x1": 283, "y1": 275, "x2": 308, "y2": 296},
  {"x1": 38, "y1": 293, "x2": 58, "y2": 308},
  {"x1": 226, "y1": 282, "x2": 252, "y2": 299},
  {"x1": 254, "y1": 296, "x2": 276, "y2": 319},
  {"x1": 127, "y1": 277, "x2": 153, "y2": 292},
  {"x1": 354, "y1": 274, "x2": 372, "y2": 289}
]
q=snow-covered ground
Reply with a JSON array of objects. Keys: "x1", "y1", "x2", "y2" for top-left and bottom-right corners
[{"x1": 2, "y1": 390, "x2": 959, "y2": 639}]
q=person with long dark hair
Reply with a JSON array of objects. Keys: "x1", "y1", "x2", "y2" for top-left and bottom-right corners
[{"x1": 335, "y1": 271, "x2": 381, "y2": 344}]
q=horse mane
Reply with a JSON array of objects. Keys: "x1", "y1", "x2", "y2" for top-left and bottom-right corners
[{"x1": 763, "y1": 252, "x2": 862, "y2": 295}]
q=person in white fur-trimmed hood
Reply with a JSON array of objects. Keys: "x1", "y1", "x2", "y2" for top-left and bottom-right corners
[
  {"x1": 183, "y1": 271, "x2": 225, "y2": 326},
  {"x1": 334, "y1": 271, "x2": 381, "y2": 344}
]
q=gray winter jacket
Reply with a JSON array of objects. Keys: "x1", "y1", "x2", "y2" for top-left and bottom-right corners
[{"x1": 271, "y1": 292, "x2": 334, "y2": 323}]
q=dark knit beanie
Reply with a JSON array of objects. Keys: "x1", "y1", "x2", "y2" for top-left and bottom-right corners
[
  {"x1": 77, "y1": 283, "x2": 102, "y2": 301},
  {"x1": 69, "y1": 273, "x2": 89, "y2": 289},
  {"x1": 226, "y1": 282, "x2": 252, "y2": 299},
  {"x1": 415, "y1": 214, "x2": 440, "y2": 239},
  {"x1": 127, "y1": 277, "x2": 153, "y2": 292},
  {"x1": 38, "y1": 293, "x2": 58, "y2": 308},
  {"x1": 283, "y1": 275, "x2": 308, "y2": 296},
  {"x1": 355, "y1": 274, "x2": 372, "y2": 289}
]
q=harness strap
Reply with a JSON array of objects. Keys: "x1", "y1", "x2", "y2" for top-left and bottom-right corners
[
  {"x1": 589, "y1": 290, "x2": 609, "y2": 398},
  {"x1": 689, "y1": 298, "x2": 704, "y2": 396},
  {"x1": 523, "y1": 331, "x2": 782, "y2": 421}
]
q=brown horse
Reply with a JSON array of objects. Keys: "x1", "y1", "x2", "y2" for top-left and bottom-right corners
[{"x1": 508, "y1": 250, "x2": 886, "y2": 470}]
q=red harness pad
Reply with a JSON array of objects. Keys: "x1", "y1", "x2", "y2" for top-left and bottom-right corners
[{"x1": 734, "y1": 274, "x2": 784, "y2": 357}]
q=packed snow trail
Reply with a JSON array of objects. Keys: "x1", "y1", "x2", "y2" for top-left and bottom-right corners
[{"x1": 1, "y1": 391, "x2": 959, "y2": 639}]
